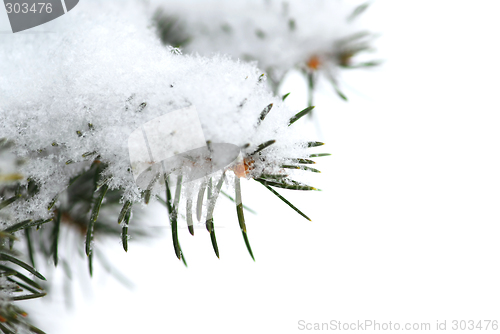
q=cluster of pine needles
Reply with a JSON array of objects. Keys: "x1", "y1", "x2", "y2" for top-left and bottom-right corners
[{"x1": 0, "y1": 94, "x2": 327, "y2": 333}]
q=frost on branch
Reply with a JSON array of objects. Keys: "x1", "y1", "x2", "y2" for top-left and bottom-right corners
[
  {"x1": 152, "y1": 0, "x2": 378, "y2": 96},
  {"x1": 0, "y1": 0, "x2": 321, "y2": 260}
]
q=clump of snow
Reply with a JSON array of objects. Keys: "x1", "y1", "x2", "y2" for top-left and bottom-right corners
[
  {"x1": 0, "y1": 144, "x2": 23, "y2": 184},
  {"x1": 0, "y1": 0, "x2": 314, "y2": 223}
]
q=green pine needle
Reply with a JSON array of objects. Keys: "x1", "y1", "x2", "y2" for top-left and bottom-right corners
[
  {"x1": 95, "y1": 175, "x2": 111, "y2": 191},
  {"x1": 344, "y1": 61, "x2": 381, "y2": 69},
  {"x1": 144, "y1": 173, "x2": 160, "y2": 204},
  {"x1": 255, "y1": 178, "x2": 318, "y2": 191},
  {"x1": 51, "y1": 210, "x2": 61, "y2": 266},
  {"x1": 259, "y1": 174, "x2": 289, "y2": 180},
  {"x1": 282, "y1": 165, "x2": 321, "y2": 173},
  {"x1": 121, "y1": 225, "x2": 128, "y2": 252},
  {"x1": 257, "y1": 103, "x2": 273, "y2": 125},
  {"x1": 288, "y1": 106, "x2": 315, "y2": 126},
  {"x1": 136, "y1": 102, "x2": 147, "y2": 112},
  {"x1": 0, "y1": 195, "x2": 21, "y2": 210},
  {"x1": 86, "y1": 184, "x2": 109, "y2": 256},
  {"x1": 220, "y1": 190, "x2": 257, "y2": 214},
  {"x1": 251, "y1": 139, "x2": 276, "y2": 155},
  {"x1": 293, "y1": 158, "x2": 316, "y2": 164},
  {"x1": 207, "y1": 218, "x2": 219, "y2": 258},
  {"x1": 11, "y1": 292, "x2": 47, "y2": 301},
  {"x1": 5, "y1": 219, "x2": 52, "y2": 234},
  {"x1": 307, "y1": 141, "x2": 324, "y2": 147},
  {"x1": 28, "y1": 325, "x2": 47, "y2": 334},
  {"x1": 309, "y1": 153, "x2": 331, "y2": 158},
  {"x1": 0, "y1": 322, "x2": 14, "y2": 334},
  {"x1": 0, "y1": 253, "x2": 46, "y2": 281},
  {"x1": 329, "y1": 79, "x2": 348, "y2": 101},
  {"x1": 24, "y1": 227, "x2": 35, "y2": 268},
  {"x1": 82, "y1": 151, "x2": 97, "y2": 158},
  {"x1": 164, "y1": 174, "x2": 181, "y2": 260},
  {"x1": 47, "y1": 195, "x2": 58, "y2": 211},
  {"x1": 0, "y1": 265, "x2": 43, "y2": 290},
  {"x1": 6, "y1": 277, "x2": 39, "y2": 294},
  {"x1": 117, "y1": 201, "x2": 132, "y2": 224},
  {"x1": 235, "y1": 177, "x2": 254, "y2": 261},
  {"x1": 88, "y1": 252, "x2": 93, "y2": 277},
  {"x1": 180, "y1": 250, "x2": 188, "y2": 267},
  {"x1": 348, "y1": 2, "x2": 370, "y2": 21},
  {"x1": 205, "y1": 174, "x2": 225, "y2": 258},
  {"x1": 121, "y1": 209, "x2": 131, "y2": 252},
  {"x1": 256, "y1": 180, "x2": 311, "y2": 221}
]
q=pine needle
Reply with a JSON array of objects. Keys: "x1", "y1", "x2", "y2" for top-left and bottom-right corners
[
  {"x1": 117, "y1": 201, "x2": 132, "y2": 224},
  {"x1": 11, "y1": 292, "x2": 47, "y2": 301},
  {"x1": 259, "y1": 174, "x2": 289, "y2": 180},
  {"x1": 309, "y1": 153, "x2": 331, "y2": 158},
  {"x1": 0, "y1": 323, "x2": 14, "y2": 334},
  {"x1": 307, "y1": 141, "x2": 324, "y2": 147},
  {"x1": 85, "y1": 184, "x2": 109, "y2": 256},
  {"x1": 220, "y1": 190, "x2": 257, "y2": 214},
  {"x1": 95, "y1": 175, "x2": 111, "y2": 191},
  {"x1": 0, "y1": 265, "x2": 43, "y2": 290},
  {"x1": 144, "y1": 173, "x2": 160, "y2": 204},
  {"x1": 47, "y1": 195, "x2": 58, "y2": 211},
  {"x1": 257, "y1": 103, "x2": 273, "y2": 125},
  {"x1": 251, "y1": 139, "x2": 276, "y2": 155},
  {"x1": 46, "y1": 214, "x2": 58, "y2": 269},
  {"x1": 82, "y1": 151, "x2": 97, "y2": 158},
  {"x1": 6, "y1": 277, "x2": 39, "y2": 294},
  {"x1": 328, "y1": 77, "x2": 348, "y2": 101},
  {"x1": 0, "y1": 253, "x2": 46, "y2": 281},
  {"x1": 88, "y1": 252, "x2": 93, "y2": 277},
  {"x1": 288, "y1": 106, "x2": 315, "y2": 126},
  {"x1": 0, "y1": 195, "x2": 21, "y2": 210},
  {"x1": 282, "y1": 165, "x2": 321, "y2": 173},
  {"x1": 293, "y1": 158, "x2": 316, "y2": 164},
  {"x1": 164, "y1": 174, "x2": 181, "y2": 260},
  {"x1": 24, "y1": 227, "x2": 35, "y2": 268},
  {"x1": 256, "y1": 180, "x2": 311, "y2": 221},
  {"x1": 121, "y1": 209, "x2": 131, "y2": 252},
  {"x1": 255, "y1": 178, "x2": 318, "y2": 191},
  {"x1": 121, "y1": 225, "x2": 128, "y2": 252},
  {"x1": 5, "y1": 219, "x2": 52, "y2": 233},
  {"x1": 28, "y1": 325, "x2": 47, "y2": 334},
  {"x1": 136, "y1": 102, "x2": 147, "y2": 112},
  {"x1": 205, "y1": 174, "x2": 225, "y2": 258},
  {"x1": 235, "y1": 177, "x2": 254, "y2": 260},
  {"x1": 348, "y1": 2, "x2": 370, "y2": 22}
]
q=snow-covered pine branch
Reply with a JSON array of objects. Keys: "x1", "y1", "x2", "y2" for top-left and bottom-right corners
[{"x1": 0, "y1": 1, "x2": 322, "y2": 260}]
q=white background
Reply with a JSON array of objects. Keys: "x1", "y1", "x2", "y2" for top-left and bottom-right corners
[{"x1": 16, "y1": 0, "x2": 500, "y2": 333}]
